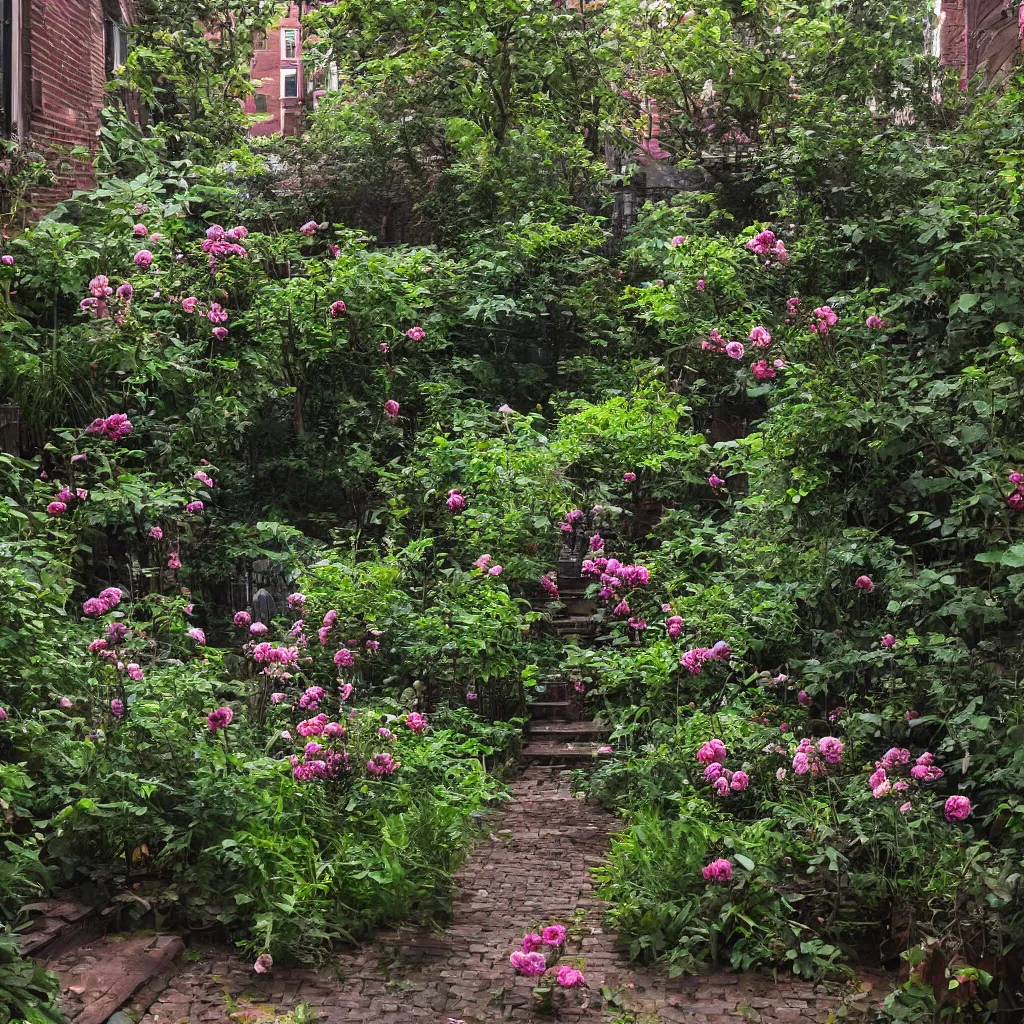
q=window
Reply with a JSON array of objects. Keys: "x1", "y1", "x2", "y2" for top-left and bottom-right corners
[
  {"x1": 104, "y1": 16, "x2": 128, "y2": 77},
  {"x1": 281, "y1": 69, "x2": 298, "y2": 99},
  {"x1": 252, "y1": 28, "x2": 267, "y2": 50},
  {"x1": 929, "y1": 0, "x2": 945, "y2": 59},
  {"x1": 281, "y1": 29, "x2": 297, "y2": 60},
  {"x1": 254, "y1": 93, "x2": 268, "y2": 114},
  {"x1": 1, "y1": 0, "x2": 12, "y2": 137},
  {"x1": 328, "y1": 62, "x2": 339, "y2": 92}
]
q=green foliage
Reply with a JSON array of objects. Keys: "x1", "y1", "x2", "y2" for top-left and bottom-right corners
[
  {"x1": 8, "y1": 0, "x2": 1024, "y2": 1020},
  {"x1": 0, "y1": 932, "x2": 64, "y2": 1024},
  {"x1": 112, "y1": 1, "x2": 284, "y2": 157}
]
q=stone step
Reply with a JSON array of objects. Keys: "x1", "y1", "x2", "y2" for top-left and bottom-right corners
[
  {"x1": 555, "y1": 577, "x2": 590, "y2": 596},
  {"x1": 529, "y1": 721, "x2": 611, "y2": 741},
  {"x1": 529, "y1": 700, "x2": 575, "y2": 720},
  {"x1": 552, "y1": 616, "x2": 596, "y2": 636},
  {"x1": 18, "y1": 898, "x2": 100, "y2": 959},
  {"x1": 521, "y1": 741, "x2": 605, "y2": 765},
  {"x1": 562, "y1": 597, "x2": 597, "y2": 617},
  {"x1": 533, "y1": 681, "x2": 569, "y2": 700},
  {"x1": 47, "y1": 933, "x2": 185, "y2": 1024}
]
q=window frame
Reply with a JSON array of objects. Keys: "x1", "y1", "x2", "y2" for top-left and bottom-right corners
[
  {"x1": 281, "y1": 68, "x2": 298, "y2": 99},
  {"x1": 254, "y1": 92, "x2": 268, "y2": 114},
  {"x1": 281, "y1": 28, "x2": 298, "y2": 60},
  {"x1": 104, "y1": 15, "x2": 129, "y2": 77}
]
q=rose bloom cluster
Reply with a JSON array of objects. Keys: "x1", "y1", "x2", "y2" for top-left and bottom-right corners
[
  {"x1": 701, "y1": 325, "x2": 785, "y2": 380},
  {"x1": 557, "y1": 508, "x2": 585, "y2": 534},
  {"x1": 365, "y1": 752, "x2": 397, "y2": 777},
  {"x1": 509, "y1": 924, "x2": 583, "y2": 988},
  {"x1": 744, "y1": 228, "x2": 788, "y2": 265},
  {"x1": 581, "y1": 556, "x2": 651, "y2": 619},
  {"x1": 292, "y1": 748, "x2": 351, "y2": 782},
  {"x1": 868, "y1": 746, "x2": 945, "y2": 814},
  {"x1": 201, "y1": 224, "x2": 249, "y2": 269},
  {"x1": 696, "y1": 738, "x2": 749, "y2": 796},
  {"x1": 1006, "y1": 470, "x2": 1024, "y2": 512},
  {"x1": 680, "y1": 641, "x2": 731, "y2": 675},
  {"x1": 46, "y1": 481, "x2": 89, "y2": 516},
  {"x1": 790, "y1": 736, "x2": 844, "y2": 776},
  {"x1": 80, "y1": 275, "x2": 134, "y2": 320},
  {"x1": 252, "y1": 643, "x2": 300, "y2": 666},
  {"x1": 85, "y1": 413, "x2": 133, "y2": 443},
  {"x1": 702, "y1": 857, "x2": 732, "y2": 883},
  {"x1": 82, "y1": 587, "x2": 124, "y2": 618},
  {"x1": 539, "y1": 573, "x2": 559, "y2": 599}
]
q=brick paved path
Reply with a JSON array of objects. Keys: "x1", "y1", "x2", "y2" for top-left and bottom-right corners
[{"x1": 141, "y1": 768, "x2": 857, "y2": 1023}]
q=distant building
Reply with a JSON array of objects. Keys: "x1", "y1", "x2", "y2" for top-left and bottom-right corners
[
  {"x1": 245, "y1": 2, "x2": 305, "y2": 137},
  {"x1": 244, "y1": 2, "x2": 340, "y2": 138},
  {"x1": 1, "y1": 0, "x2": 131, "y2": 209}
]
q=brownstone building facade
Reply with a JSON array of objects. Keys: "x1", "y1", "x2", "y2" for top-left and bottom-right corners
[
  {"x1": 2, "y1": 0, "x2": 129, "y2": 207},
  {"x1": 244, "y1": 2, "x2": 307, "y2": 137}
]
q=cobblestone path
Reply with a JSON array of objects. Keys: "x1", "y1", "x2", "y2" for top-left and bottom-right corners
[{"x1": 141, "y1": 768, "x2": 857, "y2": 1023}]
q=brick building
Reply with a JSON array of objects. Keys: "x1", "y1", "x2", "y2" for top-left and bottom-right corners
[
  {"x1": 1, "y1": 0, "x2": 129, "y2": 207},
  {"x1": 939, "y1": 0, "x2": 1023, "y2": 78},
  {"x1": 243, "y1": 2, "x2": 339, "y2": 138},
  {"x1": 245, "y1": 2, "x2": 306, "y2": 137}
]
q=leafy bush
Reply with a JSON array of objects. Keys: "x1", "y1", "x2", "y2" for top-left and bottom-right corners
[{"x1": 7, "y1": 1, "x2": 1024, "y2": 1020}]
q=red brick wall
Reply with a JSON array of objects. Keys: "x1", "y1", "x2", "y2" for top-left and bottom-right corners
[
  {"x1": 20, "y1": 0, "x2": 126, "y2": 208},
  {"x1": 245, "y1": 2, "x2": 304, "y2": 137},
  {"x1": 939, "y1": 1, "x2": 967, "y2": 67},
  {"x1": 942, "y1": 0, "x2": 1024, "y2": 77},
  {"x1": 965, "y1": 0, "x2": 1022, "y2": 78}
]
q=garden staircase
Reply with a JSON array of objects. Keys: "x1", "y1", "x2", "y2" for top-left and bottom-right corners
[
  {"x1": 522, "y1": 568, "x2": 609, "y2": 767},
  {"x1": 522, "y1": 674, "x2": 609, "y2": 766},
  {"x1": 548, "y1": 576, "x2": 599, "y2": 639}
]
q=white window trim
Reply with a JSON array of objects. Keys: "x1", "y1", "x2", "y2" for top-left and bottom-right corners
[
  {"x1": 281, "y1": 28, "x2": 298, "y2": 60},
  {"x1": 328, "y1": 62, "x2": 339, "y2": 92},
  {"x1": 281, "y1": 68, "x2": 298, "y2": 99},
  {"x1": 927, "y1": 0, "x2": 944, "y2": 59}
]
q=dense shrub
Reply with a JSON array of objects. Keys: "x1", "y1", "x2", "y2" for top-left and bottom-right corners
[{"x1": 5, "y1": 1, "x2": 1024, "y2": 1021}]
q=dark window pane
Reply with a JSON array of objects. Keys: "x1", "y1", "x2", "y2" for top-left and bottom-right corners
[{"x1": 1, "y1": 0, "x2": 11, "y2": 137}]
